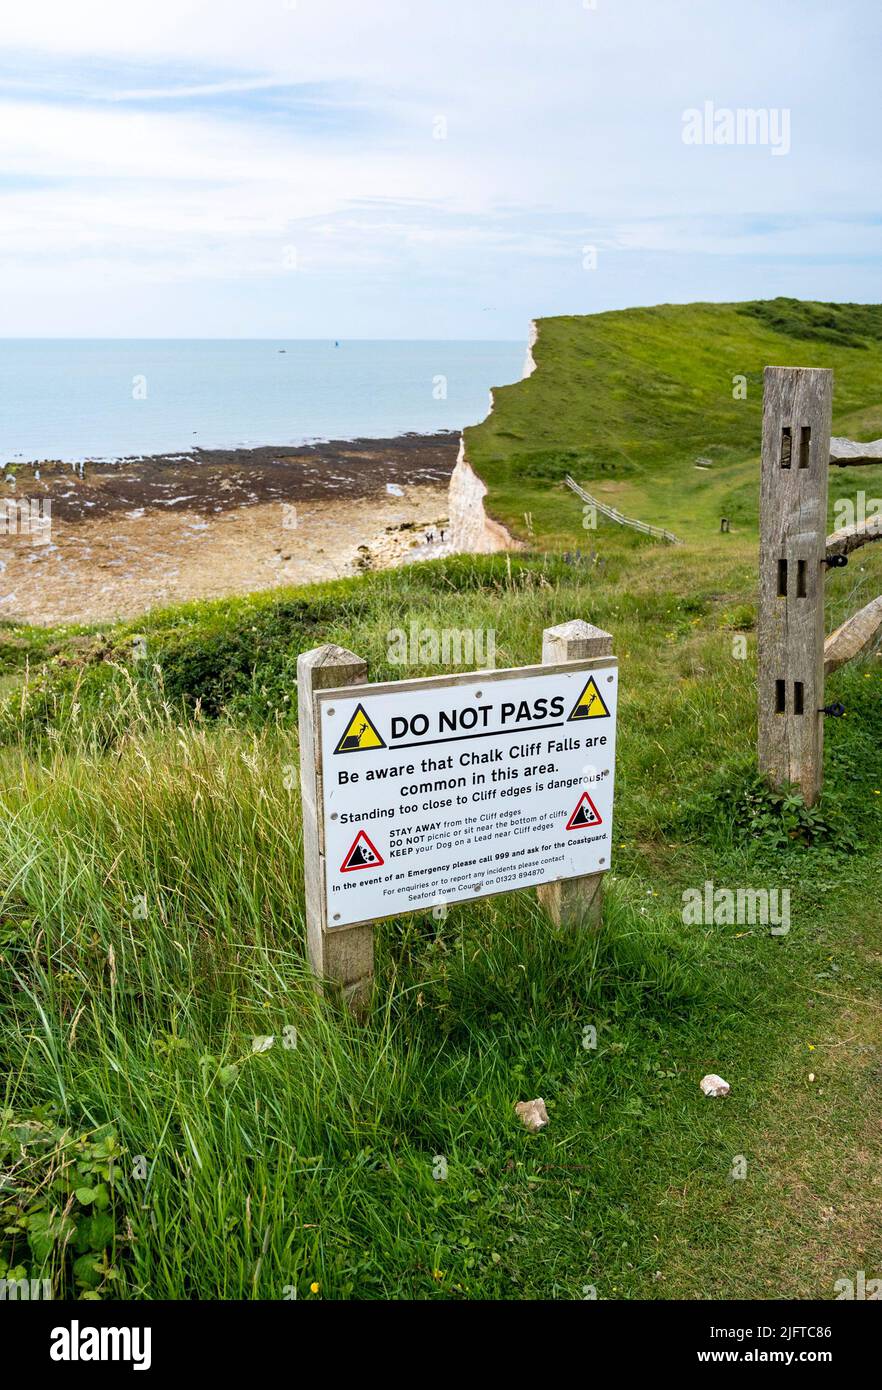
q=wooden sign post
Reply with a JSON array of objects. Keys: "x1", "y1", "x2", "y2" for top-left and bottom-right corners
[
  {"x1": 757, "y1": 367, "x2": 833, "y2": 806},
  {"x1": 297, "y1": 643, "x2": 375, "y2": 1014},
  {"x1": 298, "y1": 622, "x2": 617, "y2": 1013}
]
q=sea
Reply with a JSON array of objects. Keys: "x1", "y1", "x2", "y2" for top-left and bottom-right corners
[{"x1": 0, "y1": 339, "x2": 525, "y2": 464}]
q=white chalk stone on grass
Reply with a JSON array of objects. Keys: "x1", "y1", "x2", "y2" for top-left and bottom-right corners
[
  {"x1": 700, "y1": 1074, "x2": 730, "y2": 1098},
  {"x1": 515, "y1": 1098, "x2": 549, "y2": 1133}
]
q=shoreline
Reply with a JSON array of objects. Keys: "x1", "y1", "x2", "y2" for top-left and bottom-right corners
[
  {"x1": 2, "y1": 432, "x2": 459, "y2": 522},
  {"x1": 3, "y1": 427, "x2": 463, "y2": 472},
  {"x1": 0, "y1": 433, "x2": 459, "y2": 627}
]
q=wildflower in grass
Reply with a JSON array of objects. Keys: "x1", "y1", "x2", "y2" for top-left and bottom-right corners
[
  {"x1": 431, "y1": 1269, "x2": 444, "y2": 1281},
  {"x1": 310, "y1": 1281, "x2": 320, "y2": 1294}
]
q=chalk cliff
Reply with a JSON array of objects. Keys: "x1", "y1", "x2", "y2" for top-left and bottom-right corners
[{"x1": 447, "y1": 321, "x2": 537, "y2": 553}]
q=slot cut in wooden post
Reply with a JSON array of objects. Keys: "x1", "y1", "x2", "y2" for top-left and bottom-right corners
[
  {"x1": 537, "y1": 619, "x2": 614, "y2": 929},
  {"x1": 757, "y1": 367, "x2": 833, "y2": 806}
]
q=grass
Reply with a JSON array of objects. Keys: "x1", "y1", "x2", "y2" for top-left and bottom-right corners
[
  {"x1": 464, "y1": 297, "x2": 882, "y2": 548},
  {"x1": 1, "y1": 300, "x2": 881, "y2": 1301}
]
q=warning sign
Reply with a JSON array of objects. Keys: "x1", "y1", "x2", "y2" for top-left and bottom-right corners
[
  {"x1": 566, "y1": 791, "x2": 603, "y2": 831},
  {"x1": 334, "y1": 702, "x2": 386, "y2": 754},
  {"x1": 318, "y1": 659, "x2": 618, "y2": 928},
  {"x1": 568, "y1": 676, "x2": 610, "y2": 720},
  {"x1": 340, "y1": 829, "x2": 385, "y2": 872}
]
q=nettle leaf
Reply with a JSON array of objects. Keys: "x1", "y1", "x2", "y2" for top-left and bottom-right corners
[
  {"x1": 75, "y1": 1186, "x2": 98, "y2": 1205},
  {"x1": 74, "y1": 1211, "x2": 115, "y2": 1254},
  {"x1": 73, "y1": 1253, "x2": 103, "y2": 1289},
  {"x1": 27, "y1": 1209, "x2": 66, "y2": 1264},
  {"x1": 89, "y1": 1128, "x2": 119, "y2": 1157}
]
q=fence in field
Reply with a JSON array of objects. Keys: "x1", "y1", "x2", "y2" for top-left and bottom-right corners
[
  {"x1": 564, "y1": 475, "x2": 682, "y2": 545},
  {"x1": 758, "y1": 367, "x2": 882, "y2": 804}
]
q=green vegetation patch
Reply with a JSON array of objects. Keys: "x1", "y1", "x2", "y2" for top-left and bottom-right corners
[
  {"x1": 1, "y1": 301, "x2": 880, "y2": 1300},
  {"x1": 464, "y1": 299, "x2": 882, "y2": 546}
]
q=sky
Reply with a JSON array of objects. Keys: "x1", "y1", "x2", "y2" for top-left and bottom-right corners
[{"x1": 0, "y1": 0, "x2": 879, "y2": 338}]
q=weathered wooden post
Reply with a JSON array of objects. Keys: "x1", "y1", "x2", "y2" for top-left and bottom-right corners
[
  {"x1": 757, "y1": 367, "x2": 833, "y2": 806},
  {"x1": 537, "y1": 619, "x2": 613, "y2": 928},
  {"x1": 297, "y1": 644, "x2": 374, "y2": 1013}
]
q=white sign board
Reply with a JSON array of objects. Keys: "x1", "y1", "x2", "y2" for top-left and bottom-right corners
[{"x1": 317, "y1": 660, "x2": 618, "y2": 928}]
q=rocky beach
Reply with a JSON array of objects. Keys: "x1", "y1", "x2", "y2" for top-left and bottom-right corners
[{"x1": 0, "y1": 433, "x2": 458, "y2": 625}]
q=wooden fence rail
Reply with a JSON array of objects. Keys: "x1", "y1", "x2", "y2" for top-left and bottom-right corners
[
  {"x1": 824, "y1": 594, "x2": 882, "y2": 676},
  {"x1": 565, "y1": 475, "x2": 682, "y2": 545},
  {"x1": 825, "y1": 514, "x2": 882, "y2": 561},
  {"x1": 829, "y1": 437, "x2": 882, "y2": 466}
]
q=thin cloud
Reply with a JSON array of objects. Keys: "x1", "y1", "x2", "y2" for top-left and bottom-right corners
[
  {"x1": 0, "y1": 0, "x2": 878, "y2": 335},
  {"x1": 104, "y1": 75, "x2": 299, "y2": 102}
]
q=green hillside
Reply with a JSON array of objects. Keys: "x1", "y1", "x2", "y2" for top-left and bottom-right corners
[
  {"x1": 465, "y1": 298, "x2": 882, "y2": 544},
  {"x1": 1, "y1": 300, "x2": 881, "y2": 1302}
]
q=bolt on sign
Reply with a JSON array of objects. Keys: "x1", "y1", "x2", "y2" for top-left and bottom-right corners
[{"x1": 316, "y1": 660, "x2": 618, "y2": 928}]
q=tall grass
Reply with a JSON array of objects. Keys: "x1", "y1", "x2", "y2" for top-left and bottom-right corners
[
  {"x1": 2, "y1": 547, "x2": 879, "y2": 1298},
  {"x1": 3, "y1": 295, "x2": 881, "y2": 1296}
]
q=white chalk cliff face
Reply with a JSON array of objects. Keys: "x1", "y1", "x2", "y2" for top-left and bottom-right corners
[
  {"x1": 447, "y1": 438, "x2": 520, "y2": 553},
  {"x1": 522, "y1": 319, "x2": 539, "y2": 378},
  {"x1": 447, "y1": 321, "x2": 537, "y2": 554}
]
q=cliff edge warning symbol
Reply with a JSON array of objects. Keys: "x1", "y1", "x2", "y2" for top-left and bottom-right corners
[
  {"x1": 568, "y1": 675, "x2": 610, "y2": 721},
  {"x1": 340, "y1": 829, "x2": 384, "y2": 872},
  {"x1": 566, "y1": 791, "x2": 603, "y2": 831},
  {"x1": 334, "y1": 702, "x2": 386, "y2": 754}
]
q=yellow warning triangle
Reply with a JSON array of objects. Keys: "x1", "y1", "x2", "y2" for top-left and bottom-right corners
[
  {"x1": 568, "y1": 676, "x2": 610, "y2": 721},
  {"x1": 334, "y1": 702, "x2": 386, "y2": 754}
]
